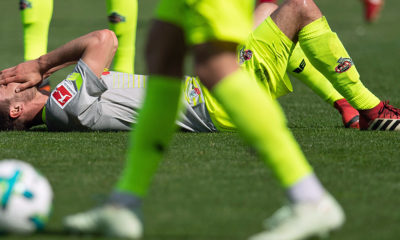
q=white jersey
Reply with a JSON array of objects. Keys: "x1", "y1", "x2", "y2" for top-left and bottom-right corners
[{"x1": 45, "y1": 60, "x2": 217, "y2": 132}]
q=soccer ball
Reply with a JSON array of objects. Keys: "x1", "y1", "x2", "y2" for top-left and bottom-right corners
[{"x1": 0, "y1": 159, "x2": 53, "y2": 234}]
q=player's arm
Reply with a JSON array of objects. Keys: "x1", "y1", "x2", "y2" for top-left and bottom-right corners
[
  {"x1": 42, "y1": 61, "x2": 78, "y2": 79},
  {"x1": 0, "y1": 29, "x2": 118, "y2": 92}
]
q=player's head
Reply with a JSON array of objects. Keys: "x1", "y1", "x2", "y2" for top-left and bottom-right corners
[{"x1": 0, "y1": 83, "x2": 37, "y2": 130}]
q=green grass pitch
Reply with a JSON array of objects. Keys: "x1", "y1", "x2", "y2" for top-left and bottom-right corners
[{"x1": 1, "y1": 0, "x2": 400, "y2": 239}]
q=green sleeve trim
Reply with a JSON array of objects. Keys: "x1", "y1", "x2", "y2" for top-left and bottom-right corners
[
  {"x1": 42, "y1": 106, "x2": 46, "y2": 123},
  {"x1": 67, "y1": 72, "x2": 83, "y2": 90}
]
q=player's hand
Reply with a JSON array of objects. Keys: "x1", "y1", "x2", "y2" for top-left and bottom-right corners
[{"x1": 0, "y1": 60, "x2": 44, "y2": 92}]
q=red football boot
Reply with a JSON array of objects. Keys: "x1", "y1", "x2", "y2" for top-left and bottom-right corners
[
  {"x1": 258, "y1": 0, "x2": 277, "y2": 4},
  {"x1": 359, "y1": 101, "x2": 400, "y2": 130},
  {"x1": 363, "y1": 0, "x2": 384, "y2": 23},
  {"x1": 334, "y1": 99, "x2": 360, "y2": 129}
]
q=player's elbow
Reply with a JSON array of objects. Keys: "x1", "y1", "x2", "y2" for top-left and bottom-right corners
[{"x1": 91, "y1": 29, "x2": 119, "y2": 53}]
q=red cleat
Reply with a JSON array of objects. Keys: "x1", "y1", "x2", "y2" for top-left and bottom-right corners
[
  {"x1": 363, "y1": 0, "x2": 384, "y2": 23},
  {"x1": 258, "y1": 0, "x2": 277, "y2": 4},
  {"x1": 334, "y1": 99, "x2": 360, "y2": 129},
  {"x1": 359, "y1": 101, "x2": 400, "y2": 130}
]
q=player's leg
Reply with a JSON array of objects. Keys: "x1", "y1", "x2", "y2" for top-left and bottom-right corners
[
  {"x1": 220, "y1": 4, "x2": 344, "y2": 239},
  {"x1": 185, "y1": 1, "x2": 344, "y2": 240},
  {"x1": 106, "y1": 0, "x2": 138, "y2": 73},
  {"x1": 20, "y1": 0, "x2": 53, "y2": 93},
  {"x1": 64, "y1": 1, "x2": 185, "y2": 238},
  {"x1": 19, "y1": 0, "x2": 53, "y2": 61},
  {"x1": 252, "y1": 2, "x2": 358, "y2": 129},
  {"x1": 116, "y1": 20, "x2": 185, "y2": 196},
  {"x1": 362, "y1": 0, "x2": 384, "y2": 23},
  {"x1": 273, "y1": 0, "x2": 399, "y2": 130},
  {"x1": 288, "y1": 44, "x2": 359, "y2": 129}
]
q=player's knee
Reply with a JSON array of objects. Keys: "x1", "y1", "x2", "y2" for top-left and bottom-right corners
[{"x1": 286, "y1": 0, "x2": 321, "y2": 21}]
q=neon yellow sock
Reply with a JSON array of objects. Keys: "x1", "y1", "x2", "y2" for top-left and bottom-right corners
[
  {"x1": 116, "y1": 76, "x2": 182, "y2": 196},
  {"x1": 298, "y1": 17, "x2": 380, "y2": 110},
  {"x1": 20, "y1": 0, "x2": 53, "y2": 61},
  {"x1": 288, "y1": 43, "x2": 343, "y2": 106},
  {"x1": 106, "y1": 0, "x2": 138, "y2": 73},
  {"x1": 213, "y1": 69, "x2": 312, "y2": 187}
]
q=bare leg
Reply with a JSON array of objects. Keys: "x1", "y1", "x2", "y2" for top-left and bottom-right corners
[
  {"x1": 194, "y1": 42, "x2": 239, "y2": 89},
  {"x1": 254, "y1": 2, "x2": 278, "y2": 28},
  {"x1": 271, "y1": 0, "x2": 322, "y2": 41},
  {"x1": 146, "y1": 20, "x2": 186, "y2": 77}
]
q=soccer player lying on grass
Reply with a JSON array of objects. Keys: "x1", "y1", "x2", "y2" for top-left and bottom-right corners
[
  {"x1": 1, "y1": 4, "x2": 396, "y2": 132},
  {"x1": 0, "y1": 11, "x2": 360, "y2": 131},
  {"x1": 0, "y1": 3, "x2": 397, "y2": 132},
  {"x1": 0, "y1": 44, "x2": 358, "y2": 131}
]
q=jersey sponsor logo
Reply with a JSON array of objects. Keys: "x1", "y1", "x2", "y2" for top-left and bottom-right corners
[
  {"x1": 51, "y1": 82, "x2": 76, "y2": 109},
  {"x1": 19, "y1": 0, "x2": 32, "y2": 10},
  {"x1": 293, "y1": 59, "x2": 306, "y2": 73},
  {"x1": 239, "y1": 47, "x2": 253, "y2": 64},
  {"x1": 335, "y1": 57, "x2": 353, "y2": 73},
  {"x1": 108, "y1": 12, "x2": 126, "y2": 24}
]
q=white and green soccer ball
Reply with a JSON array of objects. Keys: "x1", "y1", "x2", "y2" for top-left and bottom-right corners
[{"x1": 0, "y1": 159, "x2": 53, "y2": 234}]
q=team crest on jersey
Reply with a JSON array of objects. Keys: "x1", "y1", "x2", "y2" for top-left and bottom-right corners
[
  {"x1": 51, "y1": 82, "x2": 76, "y2": 109},
  {"x1": 335, "y1": 57, "x2": 353, "y2": 73},
  {"x1": 239, "y1": 48, "x2": 253, "y2": 64},
  {"x1": 19, "y1": 0, "x2": 32, "y2": 10},
  {"x1": 108, "y1": 12, "x2": 126, "y2": 24}
]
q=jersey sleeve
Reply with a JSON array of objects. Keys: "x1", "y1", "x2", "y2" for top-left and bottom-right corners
[{"x1": 45, "y1": 59, "x2": 108, "y2": 130}]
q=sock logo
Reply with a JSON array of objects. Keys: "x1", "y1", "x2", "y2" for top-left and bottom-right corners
[
  {"x1": 239, "y1": 47, "x2": 253, "y2": 64},
  {"x1": 19, "y1": 0, "x2": 32, "y2": 10},
  {"x1": 108, "y1": 12, "x2": 126, "y2": 24},
  {"x1": 335, "y1": 57, "x2": 353, "y2": 73},
  {"x1": 293, "y1": 59, "x2": 306, "y2": 73}
]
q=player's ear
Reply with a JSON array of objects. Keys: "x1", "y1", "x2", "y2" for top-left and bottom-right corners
[{"x1": 9, "y1": 103, "x2": 23, "y2": 119}]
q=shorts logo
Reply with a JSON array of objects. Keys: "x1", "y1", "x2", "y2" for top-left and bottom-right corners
[
  {"x1": 293, "y1": 59, "x2": 306, "y2": 73},
  {"x1": 108, "y1": 12, "x2": 126, "y2": 24},
  {"x1": 19, "y1": 0, "x2": 32, "y2": 10},
  {"x1": 51, "y1": 82, "x2": 76, "y2": 109},
  {"x1": 335, "y1": 57, "x2": 353, "y2": 73},
  {"x1": 239, "y1": 47, "x2": 253, "y2": 64},
  {"x1": 189, "y1": 87, "x2": 201, "y2": 98}
]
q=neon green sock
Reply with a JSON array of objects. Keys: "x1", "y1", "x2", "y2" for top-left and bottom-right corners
[
  {"x1": 288, "y1": 43, "x2": 343, "y2": 106},
  {"x1": 106, "y1": 0, "x2": 138, "y2": 74},
  {"x1": 116, "y1": 76, "x2": 182, "y2": 196},
  {"x1": 20, "y1": 0, "x2": 53, "y2": 61},
  {"x1": 213, "y1": 69, "x2": 312, "y2": 187},
  {"x1": 298, "y1": 17, "x2": 380, "y2": 110}
]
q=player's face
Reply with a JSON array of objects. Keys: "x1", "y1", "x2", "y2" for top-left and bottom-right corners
[{"x1": 0, "y1": 83, "x2": 19, "y2": 101}]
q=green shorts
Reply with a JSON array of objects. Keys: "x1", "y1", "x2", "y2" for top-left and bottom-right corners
[
  {"x1": 155, "y1": 0, "x2": 254, "y2": 45},
  {"x1": 239, "y1": 17, "x2": 295, "y2": 99}
]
